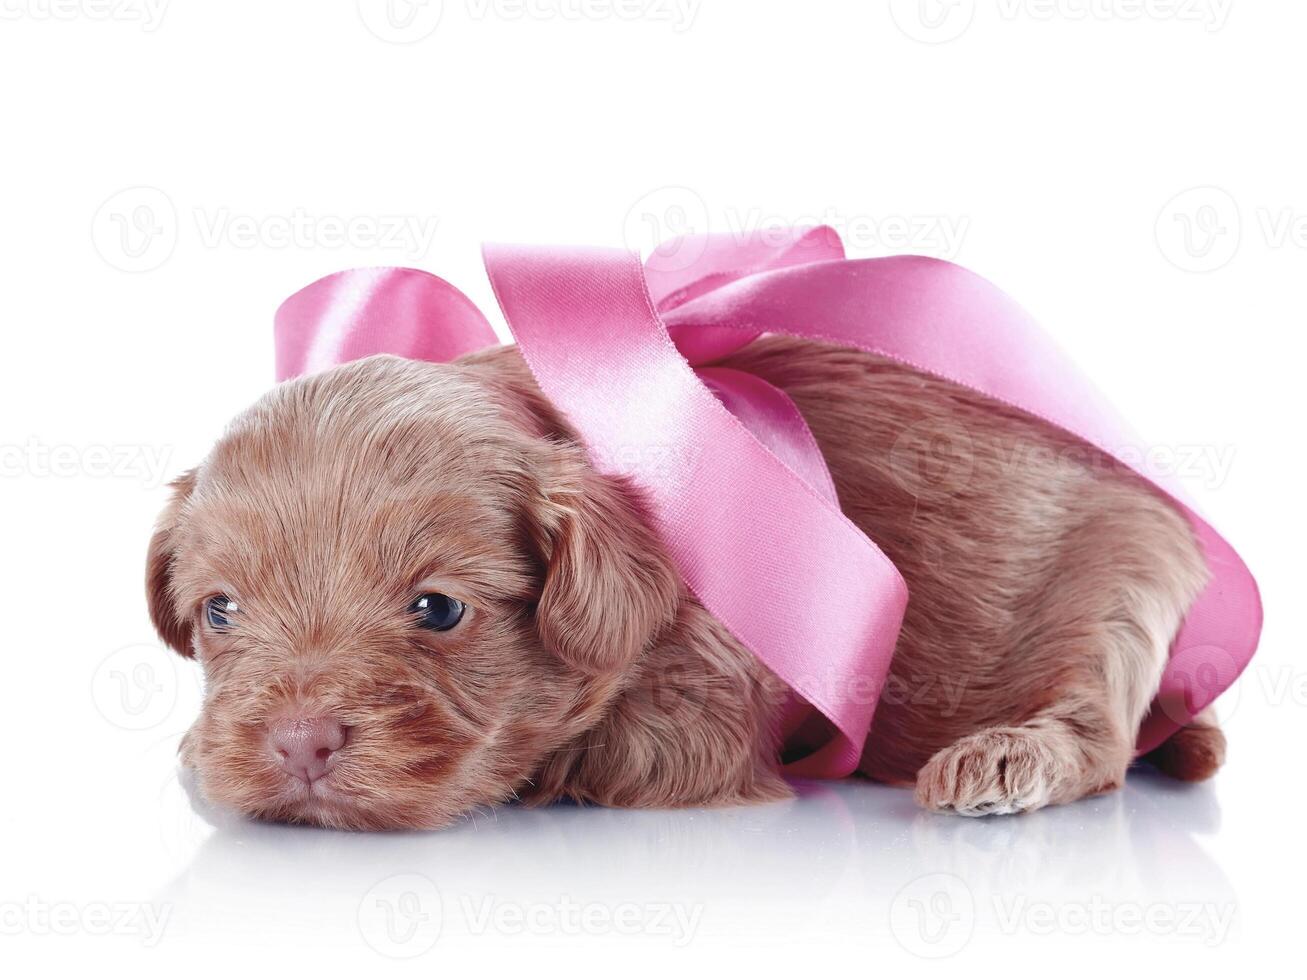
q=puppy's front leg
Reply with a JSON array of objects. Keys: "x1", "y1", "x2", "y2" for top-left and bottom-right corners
[
  {"x1": 914, "y1": 697, "x2": 1132, "y2": 816},
  {"x1": 911, "y1": 498, "x2": 1210, "y2": 816}
]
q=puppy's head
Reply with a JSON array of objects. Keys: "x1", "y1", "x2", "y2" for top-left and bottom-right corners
[{"x1": 146, "y1": 353, "x2": 679, "y2": 830}]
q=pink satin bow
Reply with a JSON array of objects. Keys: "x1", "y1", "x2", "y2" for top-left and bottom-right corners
[{"x1": 275, "y1": 226, "x2": 1262, "y2": 777}]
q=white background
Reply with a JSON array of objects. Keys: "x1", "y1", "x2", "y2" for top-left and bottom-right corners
[{"x1": 0, "y1": 0, "x2": 1302, "y2": 975}]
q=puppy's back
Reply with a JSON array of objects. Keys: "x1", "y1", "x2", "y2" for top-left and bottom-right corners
[{"x1": 719, "y1": 336, "x2": 1208, "y2": 781}]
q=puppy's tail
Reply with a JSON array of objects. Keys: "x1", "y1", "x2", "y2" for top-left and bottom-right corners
[{"x1": 1142, "y1": 708, "x2": 1226, "y2": 782}]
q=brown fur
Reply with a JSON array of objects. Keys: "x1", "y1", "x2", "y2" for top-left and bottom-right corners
[
  {"x1": 1142, "y1": 707, "x2": 1226, "y2": 782},
  {"x1": 146, "y1": 337, "x2": 1211, "y2": 829}
]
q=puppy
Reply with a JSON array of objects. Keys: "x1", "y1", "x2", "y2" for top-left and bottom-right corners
[{"x1": 146, "y1": 337, "x2": 1221, "y2": 829}]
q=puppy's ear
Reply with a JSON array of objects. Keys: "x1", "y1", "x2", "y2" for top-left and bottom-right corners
[
  {"x1": 531, "y1": 459, "x2": 681, "y2": 676},
  {"x1": 146, "y1": 469, "x2": 197, "y2": 657}
]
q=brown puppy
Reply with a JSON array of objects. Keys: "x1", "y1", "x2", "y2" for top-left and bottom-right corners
[{"x1": 146, "y1": 337, "x2": 1220, "y2": 829}]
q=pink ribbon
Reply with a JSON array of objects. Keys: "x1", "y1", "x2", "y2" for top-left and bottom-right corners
[{"x1": 275, "y1": 227, "x2": 1262, "y2": 777}]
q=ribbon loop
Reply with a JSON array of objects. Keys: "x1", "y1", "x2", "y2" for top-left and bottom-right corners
[{"x1": 274, "y1": 267, "x2": 495, "y2": 382}]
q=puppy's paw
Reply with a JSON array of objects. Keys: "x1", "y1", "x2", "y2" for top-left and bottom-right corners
[{"x1": 914, "y1": 727, "x2": 1058, "y2": 817}]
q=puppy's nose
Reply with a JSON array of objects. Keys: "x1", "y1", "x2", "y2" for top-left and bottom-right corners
[{"x1": 267, "y1": 717, "x2": 348, "y2": 784}]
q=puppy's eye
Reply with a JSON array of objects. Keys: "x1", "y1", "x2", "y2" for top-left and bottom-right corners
[
  {"x1": 205, "y1": 595, "x2": 238, "y2": 632},
  {"x1": 409, "y1": 593, "x2": 466, "y2": 631}
]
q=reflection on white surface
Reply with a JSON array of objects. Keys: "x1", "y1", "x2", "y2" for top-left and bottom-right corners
[{"x1": 153, "y1": 761, "x2": 1235, "y2": 953}]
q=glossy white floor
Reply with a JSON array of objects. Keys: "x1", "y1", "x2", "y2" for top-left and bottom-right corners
[
  {"x1": 4, "y1": 678, "x2": 1299, "y2": 972},
  {"x1": 2, "y1": 2, "x2": 1304, "y2": 975}
]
